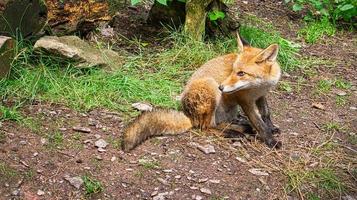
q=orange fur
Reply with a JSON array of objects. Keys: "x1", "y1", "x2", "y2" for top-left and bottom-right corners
[{"x1": 122, "y1": 34, "x2": 282, "y2": 151}]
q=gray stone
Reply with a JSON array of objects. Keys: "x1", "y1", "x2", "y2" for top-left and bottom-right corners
[
  {"x1": 37, "y1": 189, "x2": 45, "y2": 196},
  {"x1": 95, "y1": 139, "x2": 108, "y2": 148},
  {"x1": 73, "y1": 126, "x2": 91, "y2": 133},
  {"x1": 64, "y1": 176, "x2": 83, "y2": 189},
  {"x1": 200, "y1": 188, "x2": 212, "y2": 195},
  {"x1": 34, "y1": 36, "x2": 123, "y2": 70},
  {"x1": 132, "y1": 102, "x2": 153, "y2": 112},
  {"x1": 196, "y1": 144, "x2": 215, "y2": 154}
]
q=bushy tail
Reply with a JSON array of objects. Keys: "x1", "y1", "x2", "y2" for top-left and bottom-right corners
[{"x1": 122, "y1": 109, "x2": 192, "y2": 152}]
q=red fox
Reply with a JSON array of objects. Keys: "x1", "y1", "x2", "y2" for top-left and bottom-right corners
[{"x1": 122, "y1": 34, "x2": 282, "y2": 151}]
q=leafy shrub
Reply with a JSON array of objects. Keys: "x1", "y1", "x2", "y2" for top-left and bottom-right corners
[{"x1": 285, "y1": 0, "x2": 357, "y2": 24}]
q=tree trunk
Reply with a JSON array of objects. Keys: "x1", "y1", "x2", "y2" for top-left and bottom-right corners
[
  {"x1": 0, "y1": 0, "x2": 47, "y2": 38},
  {"x1": 0, "y1": 36, "x2": 14, "y2": 79},
  {"x1": 184, "y1": 0, "x2": 213, "y2": 41}
]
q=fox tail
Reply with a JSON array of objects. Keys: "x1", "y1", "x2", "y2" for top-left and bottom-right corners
[{"x1": 122, "y1": 109, "x2": 192, "y2": 152}]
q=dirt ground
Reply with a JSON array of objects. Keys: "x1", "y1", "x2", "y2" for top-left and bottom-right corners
[{"x1": 0, "y1": 0, "x2": 356, "y2": 199}]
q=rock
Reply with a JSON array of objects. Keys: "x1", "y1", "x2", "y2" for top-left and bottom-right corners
[
  {"x1": 336, "y1": 90, "x2": 347, "y2": 96},
  {"x1": 235, "y1": 156, "x2": 247, "y2": 163},
  {"x1": 349, "y1": 106, "x2": 357, "y2": 111},
  {"x1": 196, "y1": 144, "x2": 215, "y2": 154},
  {"x1": 111, "y1": 156, "x2": 117, "y2": 162},
  {"x1": 198, "y1": 178, "x2": 208, "y2": 183},
  {"x1": 64, "y1": 176, "x2": 83, "y2": 189},
  {"x1": 157, "y1": 178, "x2": 169, "y2": 185},
  {"x1": 192, "y1": 195, "x2": 203, "y2": 200},
  {"x1": 34, "y1": 36, "x2": 123, "y2": 70},
  {"x1": 248, "y1": 168, "x2": 269, "y2": 176},
  {"x1": 19, "y1": 140, "x2": 27, "y2": 145},
  {"x1": 100, "y1": 26, "x2": 115, "y2": 38},
  {"x1": 0, "y1": 36, "x2": 14, "y2": 79},
  {"x1": 40, "y1": 138, "x2": 47, "y2": 145},
  {"x1": 312, "y1": 102, "x2": 325, "y2": 110},
  {"x1": 342, "y1": 195, "x2": 356, "y2": 200},
  {"x1": 174, "y1": 175, "x2": 181, "y2": 179},
  {"x1": 289, "y1": 132, "x2": 299, "y2": 136},
  {"x1": 11, "y1": 188, "x2": 20, "y2": 196},
  {"x1": 209, "y1": 179, "x2": 220, "y2": 184},
  {"x1": 73, "y1": 126, "x2": 91, "y2": 133},
  {"x1": 131, "y1": 102, "x2": 153, "y2": 112},
  {"x1": 153, "y1": 192, "x2": 168, "y2": 200},
  {"x1": 95, "y1": 139, "x2": 108, "y2": 148},
  {"x1": 0, "y1": 0, "x2": 47, "y2": 38},
  {"x1": 200, "y1": 188, "x2": 212, "y2": 195},
  {"x1": 37, "y1": 189, "x2": 45, "y2": 196}
]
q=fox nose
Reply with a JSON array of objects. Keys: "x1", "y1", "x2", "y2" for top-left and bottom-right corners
[{"x1": 218, "y1": 85, "x2": 224, "y2": 91}]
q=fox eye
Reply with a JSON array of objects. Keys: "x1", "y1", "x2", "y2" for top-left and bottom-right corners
[{"x1": 237, "y1": 71, "x2": 245, "y2": 76}]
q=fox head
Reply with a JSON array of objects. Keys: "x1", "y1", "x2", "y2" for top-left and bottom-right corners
[{"x1": 219, "y1": 34, "x2": 281, "y2": 94}]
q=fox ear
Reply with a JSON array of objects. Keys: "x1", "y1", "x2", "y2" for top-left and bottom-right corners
[
  {"x1": 255, "y1": 44, "x2": 279, "y2": 63},
  {"x1": 236, "y1": 32, "x2": 244, "y2": 53}
]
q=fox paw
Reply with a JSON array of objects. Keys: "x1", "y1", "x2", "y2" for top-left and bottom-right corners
[
  {"x1": 266, "y1": 139, "x2": 282, "y2": 149},
  {"x1": 271, "y1": 126, "x2": 281, "y2": 135}
]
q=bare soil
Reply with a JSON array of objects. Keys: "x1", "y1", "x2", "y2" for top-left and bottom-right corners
[{"x1": 0, "y1": 1, "x2": 356, "y2": 199}]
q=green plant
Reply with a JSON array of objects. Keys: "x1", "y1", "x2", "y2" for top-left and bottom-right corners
[
  {"x1": 298, "y1": 17, "x2": 336, "y2": 43},
  {"x1": 208, "y1": 10, "x2": 226, "y2": 25},
  {"x1": 284, "y1": 0, "x2": 357, "y2": 24},
  {"x1": 0, "y1": 105, "x2": 22, "y2": 122},
  {"x1": 82, "y1": 175, "x2": 103, "y2": 195}
]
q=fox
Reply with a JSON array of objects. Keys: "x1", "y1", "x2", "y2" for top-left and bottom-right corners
[{"x1": 122, "y1": 33, "x2": 282, "y2": 152}]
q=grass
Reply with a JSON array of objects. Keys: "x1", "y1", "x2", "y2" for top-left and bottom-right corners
[
  {"x1": 1, "y1": 25, "x2": 304, "y2": 115},
  {"x1": 286, "y1": 168, "x2": 344, "y2": 199},
  {"x1": 0, "y1": 162, "x2": 18, "y2": 179},
  {"x1": 46, "y1": 131, "x2": 64, "y2": 149},
  {"x1": 299, "y1": 18, "x2": 336, "y2": 44},
  {"x1": 82, "y1": 175, "x2": 103, "y2": 195},
  {"x1": 138, "y1": 158, "x2": 160, "y2": 169},
  {"x1": 240, "y1": 14, "x2": 301, "y2": 71},
  {"x1": 0, "y1": 105, "x2": 22, "y2": 122}
]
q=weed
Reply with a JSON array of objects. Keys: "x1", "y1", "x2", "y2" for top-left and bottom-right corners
[
  {"x1": 316, "y1": 79, "x2": 333, "y2": 93},
  {"x1": 323, "y1": 122, "x2": 342, "y2": 132},
  {"x1": 286, "y1": 168, "x2": 344, "y2": 198},
  {"x1": 298, "y1": 18, "x2": 336, "y2": 44},
  {"x1": 82, "y1": 175, "x2": 103, "y2": 195},
  {"x1": 134, "y1": 170, "x2": 144, "y2": 179},
  {"x1": 138, "y1": 158, "x2": 160, "y2": 169},
  {"x1": 335, "y1": 96, "x2": 347, "y2": 106},
  {"x1": 47, "y1": 131, "x2": 64, "y2": 149},
  {"x1": 0, "y1": 162, "x2": 18, "y2": 179},
  {"x1": 0, "y1": 105, "x2": 22, "y2": 122},
  {"x1": 334, "y1": 79, "x2": 352, "y2": 90},
  {"x1": 279, "y1": 81, "x2": 293, "y2": 92}
]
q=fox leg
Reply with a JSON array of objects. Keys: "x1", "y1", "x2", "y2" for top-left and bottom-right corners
[
  {"x1": 240, "y1": 102, "x2": 282, "y2": 148},
  {"x1": 256, "y1": 96, "x2": 281, "y2": 135}
]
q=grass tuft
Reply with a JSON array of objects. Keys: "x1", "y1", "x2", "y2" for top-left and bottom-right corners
[
  {"x1": 299, "y1": 18, "x2": 336, "y2": 44},
  {"x1": 82, "y1": 175, "x2": 103, "y2": 195}
]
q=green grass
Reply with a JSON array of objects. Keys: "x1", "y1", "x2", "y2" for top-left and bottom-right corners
[
  {"x1": 299, "y1": 18, "x2": 336, "y2": 44},
  {"x1": 82, "y1": 175, "x2": 103, "y2": 195},
  {"x1": 46, "y1": 131, "x2": 64, "y2": 149},
  {"x1": 1, "y1": 22, "x2": 302, "y2": 115},
  {"x1": 240, "y1": 14, "x2": 301, "y2": 71},
  {"x1": 138, "y1": 158, "x2": 160, "y2": 169},
  {"x1": 323, "y1": 121, "x2": 342, "y2": 132},
  {"x1": 316, "y1": 79, "x2": 333, "y2": 93},
  {"x1": 0, "y1": 162, "x2": 18, "y2": 179},
  {"x1": 0, "y1": 105, "x2": 22, "y2": 122},
  {"x1": 286, "y1": 168, "x2": 344, "y2": 198}
]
